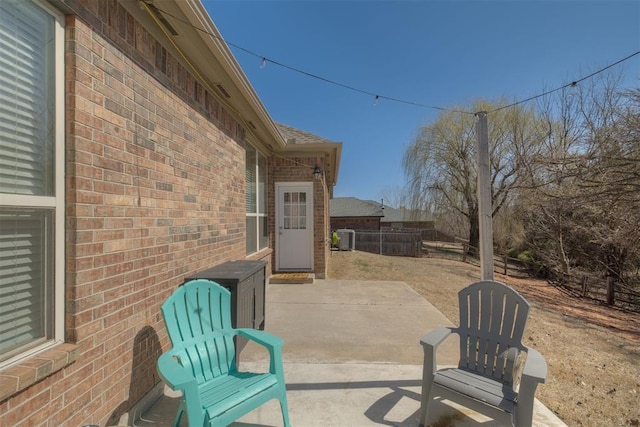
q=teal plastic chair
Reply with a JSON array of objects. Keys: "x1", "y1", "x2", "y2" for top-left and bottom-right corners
[{"x1": 157, "y1": 279, "x2": 291, "y2": 426}]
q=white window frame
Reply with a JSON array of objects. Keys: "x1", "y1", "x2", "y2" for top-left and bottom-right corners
[
  {"x1": 0, "y1": 0, "x2": 65, "y2": 368},
  {"x1": 245, "y1": 143, "x2": 267, "y2": 255}
]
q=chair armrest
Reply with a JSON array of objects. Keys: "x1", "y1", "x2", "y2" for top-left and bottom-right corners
[
  {"x1": 420, "y1": 327, "x2": 456, "y2": 376},
  {"x1": 420, "y1": 327, "x2": 455, "y2": 349},
  {"x1": 522, "y1": 347, "x2": 547, "y2": 384},
  {"x1": 157, "y1": 351, "x2": 197, "y2": 390},
  {"x1": 237, "y1": 328, "x2": 284, "y2": 350},
  {"x1": 237, "y1": 328, "x2": 286, "y2": 375},
  {"x1": 517, "y1": 346, "x2": 547, "y2": 422},
  {"x1": 157, "y1": 350, "x2": 204, "y2": 424}
]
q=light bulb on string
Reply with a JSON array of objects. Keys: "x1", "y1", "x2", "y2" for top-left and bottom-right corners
[
  {"x1": 260, "y1": 58, "x2": 267, "y2": 69},
  {"x1": 566, "y1": 81, "x2": 579, "y2": 100},
  {"x1": 373, "y1": 95, "x2": 379, "y2": 107}
]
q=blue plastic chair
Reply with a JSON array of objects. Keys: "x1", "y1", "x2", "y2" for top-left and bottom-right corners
[{"x1": 157, "y1": 279, "x2": 291, "y2": 426}]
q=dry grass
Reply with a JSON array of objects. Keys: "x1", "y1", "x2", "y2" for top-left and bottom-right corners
[{"x1": 327, "y1": 250, "x2": 640, "y2": 427}]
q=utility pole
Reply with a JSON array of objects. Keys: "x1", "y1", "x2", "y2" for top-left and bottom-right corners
[{"x1": 476, "y1": 111, "x2": 494, "y2": 280}]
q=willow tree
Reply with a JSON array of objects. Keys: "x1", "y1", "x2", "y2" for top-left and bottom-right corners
[{"x1": 403, "y1": 100, "x2": 543, "y2": 254}]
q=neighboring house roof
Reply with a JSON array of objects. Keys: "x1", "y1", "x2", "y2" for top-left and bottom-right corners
[
  {"x1": 381, "y1": 206, "x2": 432, "y2": 222},
  {"x1": 330, "y1": 197, "x2": 432, "y2": 221},
  {"x1": 330, "y1": 197, "x2": 385, "y2": 218}
]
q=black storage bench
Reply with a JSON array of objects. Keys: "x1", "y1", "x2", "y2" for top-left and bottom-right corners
[{"x1": 184, "y1": 260, "x2": 267, "y2": 355}]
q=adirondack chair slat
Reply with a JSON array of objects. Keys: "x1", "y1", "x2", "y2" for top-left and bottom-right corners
[
  {"x1": 468, "y1": 291, "x2": 479, "y2": 331},
  {"x1": 158, "y1": 279, "x2": 290, "y2": 427},
  {"x1": 479, "y1": 287, "x2": 492, "y2": 332},
  {"x1": 486, "y1": 292, "x2": 509, "y2": 379},
  {"x1": 513, "y1": 301, "x2": 528, "y2": 340},
  {"x1": 434, "y1": 368, "x2": 518, "y2": 412},
  {"x1": 420, "y1": 280, "x2": 546, "y2": 427},
  {"x1": 200, "y1": 372, "x2": 277, "y2": 408},
  {"x1": 485, "y1": 341, "x2": 499, "y2": 378}
]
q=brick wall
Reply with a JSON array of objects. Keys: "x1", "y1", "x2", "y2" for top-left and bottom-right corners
[
  {"x1": 331, "y1": 217, "x2": 382, "y2": 231},
  {"x1": 0, "y1": 1, "x2": 251, "y2": 425},
  {"x1": 380, "y1": 221, "x2": 435, "y2": 230}
]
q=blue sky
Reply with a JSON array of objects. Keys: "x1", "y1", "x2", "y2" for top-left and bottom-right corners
[{"x1": 203, "y1": 0, "x2": 640, "y2": 205}]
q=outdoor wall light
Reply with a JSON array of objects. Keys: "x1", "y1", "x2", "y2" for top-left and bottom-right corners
[{"x1": 313, "y1": 166, "x2": 323, "y2": 180}]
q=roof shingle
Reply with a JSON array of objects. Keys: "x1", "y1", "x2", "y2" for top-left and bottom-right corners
[
  {"x1": 276, "y1": 123, "x2": 338, "y2": 145},
  {"x1": 330, "y1": 197, "x2": 384, "y2": 217}
]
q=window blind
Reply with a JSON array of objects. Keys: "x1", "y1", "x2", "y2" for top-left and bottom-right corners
[
  {"x1": 0, "y1": 0, "x2": 54, "y2": 196},
  {"x1": 0, "y1": 211, "x2": 52, "y2": 358},
  {"x1": 258, "y1": 152, "x2": 266, "y2": 214},
  {"x1": 245, "y1": 145, "x2": 256, "y2": 213}
]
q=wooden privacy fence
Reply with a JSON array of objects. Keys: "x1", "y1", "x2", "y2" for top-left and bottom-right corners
[
  {"x1": 552, "y1": 274, "x2": 640, "y2": 312},
  {"x1": 451, "y1": 242, "x2": 529, "y2": 278},
  {"x1": 354, "y1": 229, "x2": 422, "y2": 257},
  {"x1": 420, "y1": 228, "x2": 457, "y2": 243},
  {"x1": 460, "y1": 242, "x2": 640, "y2": 312}
]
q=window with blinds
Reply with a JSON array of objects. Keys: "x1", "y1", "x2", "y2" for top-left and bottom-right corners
[
  {"x1": 0, "y1": 0, "x2": 55, "y2": 196},
  {"x1": 0, "y1": 0, "x2": 61, "y2": 364},
  {"x1": 0, "y1": 210, "x2": 53, "y2": 358},
  {"x1": 245, "y1": 145, "x2": 256, "y2": 213},
  {"x1": 245, "y1": 144, "x2": 267, "y2": 255}
]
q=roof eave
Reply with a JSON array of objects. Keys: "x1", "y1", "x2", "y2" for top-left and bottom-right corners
[
  {"x1": 281, "y1": 142, "x2": 342, "y2": 187},
  {"x1": 127, "y1": 0, "x2": 287, "y2": 151}
]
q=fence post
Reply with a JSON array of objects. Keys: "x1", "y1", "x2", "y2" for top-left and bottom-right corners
[
  {"x1": 503, "y1": 253, "x2": 508, "y2": 276},
  {"x1": 581, "y1": 275, "x2": 589, "y2": 298},
  {"x1": 606, "y1": 276, "x2": 615, "y2": 305},
  {"x1": 462, "y1": 244, "x2": 468, "y2": 263}
]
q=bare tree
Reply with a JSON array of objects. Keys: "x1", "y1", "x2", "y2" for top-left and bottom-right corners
[
  {"x1": 519, "y1": 72, "x2": 640, "y2": 303},
  {"x1": 577, "y1": 84, "x2": 640, "y2": 300},
  {"x1": 516, "y1": 85, "x2": 588, "y2": 275},
  {"x1": 378, "y1": 185, "x2": 410, "y2": 209}
]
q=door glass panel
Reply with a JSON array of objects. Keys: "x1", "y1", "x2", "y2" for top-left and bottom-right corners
[{"x1": 283, "y1": 191, "x2": 307, "y2": 230}]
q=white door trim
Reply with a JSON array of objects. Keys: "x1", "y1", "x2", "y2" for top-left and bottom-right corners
[{"x1": 275, "y1": 182, "x2": 314, "y2": 272}]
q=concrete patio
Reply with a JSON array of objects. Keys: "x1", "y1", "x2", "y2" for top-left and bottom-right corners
[{"x1": 133, "y1": 280, "x2": 566, "y2": 427}]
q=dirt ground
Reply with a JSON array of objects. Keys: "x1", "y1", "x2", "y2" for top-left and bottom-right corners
[{"x1": 326, "y1": 250, "x2": 640, "y2": 427}]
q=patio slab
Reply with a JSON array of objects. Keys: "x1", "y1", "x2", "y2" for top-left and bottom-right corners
[
  {"x1": 241, "y1": 280, "x2": 460, "y2": 366},
  {"x1": 132, "y1": 280, "x2": 566, "y2": 427}
]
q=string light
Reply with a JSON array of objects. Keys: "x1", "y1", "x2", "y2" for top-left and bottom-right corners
[
  {"x1": 488, "y1": 50, "x2": 640, "y2": 114},
  {"x1": 146, "y1": 5, "x2": 472, "y2": 114},
  {"x1": 150, "y1": 5, "x2": 639, "y2": 116}
]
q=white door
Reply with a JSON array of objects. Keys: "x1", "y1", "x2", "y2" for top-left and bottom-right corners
[{"x1": 276, "y1": 183, "x2": 313, "y2": 271}]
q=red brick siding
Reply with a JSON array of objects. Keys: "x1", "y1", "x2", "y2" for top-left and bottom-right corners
[
  {"x1": 331, "y1": 217, "x2": 382, "y2": 231},
  {"x1": 380, "y1": 221, "x2": 435, "y2": 230},
  {"x1": 1, "y1": 1, "x2": 252, "y2": 425}
]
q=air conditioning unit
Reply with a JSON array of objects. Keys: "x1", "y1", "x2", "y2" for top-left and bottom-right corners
[{"x1": 336, "y1": 229, "x2": 355, "y2": 251}]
